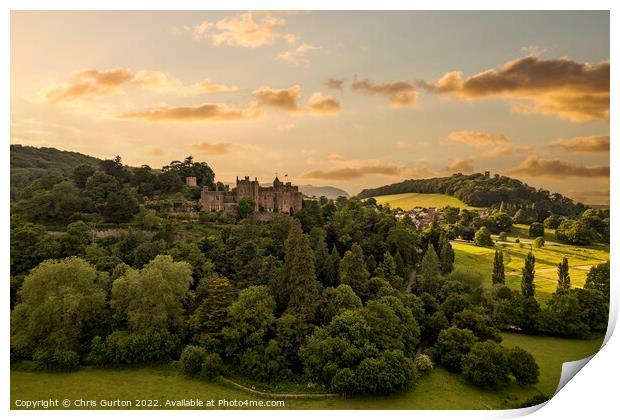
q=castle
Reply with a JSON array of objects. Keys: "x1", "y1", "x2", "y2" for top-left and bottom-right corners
[{"x1": 200, "y1": 176, "x2": 303, "y2": 214}]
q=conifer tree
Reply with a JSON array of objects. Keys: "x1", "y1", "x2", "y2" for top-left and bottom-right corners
[
  {"x1": 393, "y1": 250, "x2": 408, "y2": 279},
  {"x1": 188, "y1": 277, "x2": 236, "y2": 335},
  {"x1": 339, "y1": 243, "x2": 370, "y2": 299},
  {"x1": 279, "y1": 220, "x2": 321, "y2": 319},
  {"x1": 521, "y1": 252, "x2": 536, "y2": 297},
  {"x1": 557, "y1": 257, "x2": 571, "y2": 291},
  {"x1": 380, "y1": 251, "x2": 404, "y2": 290},
  {"x1": 323, "y1": 245, "x2": 341, "y2": 288},
  {"x1": 365, "y1": 255, "x2": 377, "y2": 277},
  {"x1": 439, "y1": 231, "x2": 455, "y2": 275},
  {"x1": 492, "y1": 249, "x2": 505, "y2": 285},
  {"x1": 417, "y1": 244, "x2": 441, "y2": 296}
]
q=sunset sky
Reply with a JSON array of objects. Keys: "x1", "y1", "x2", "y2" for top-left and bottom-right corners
[{"x1": 10, "y1": 11, "x2": 610, "y2": 203}]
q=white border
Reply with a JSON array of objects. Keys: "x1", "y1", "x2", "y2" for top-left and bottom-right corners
[{"x1": 2, "y1": 2, "x2": 617, "y2": 420}]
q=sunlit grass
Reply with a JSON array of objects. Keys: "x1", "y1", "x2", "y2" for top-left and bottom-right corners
[{"x1": 371, "y1": 193, "x2": 477, "y2": 210}]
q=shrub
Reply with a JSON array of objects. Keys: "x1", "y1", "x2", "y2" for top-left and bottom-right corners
[
  {"x1": 528, "y1": 222, "x2": 544, "y2": 238},
  {"x1": 89, "y1": 328, "x2": 179, "y2": 365},
  {"x1": 474, "y1": 227, "x2": 494, "y2": 247},
  {"x1": 436, "y1": 327, "x2": 477, "y2": 372},
  {"x1": 413, "y1": 354, "x2": 433, "y2": 374},
  {"x1": 462, "y1": 341, "x2": 510, "y2": 389},
  {"x1": 534, "y1": 236, "x2": 545, "y2": 248},
  {"x1": 331, "y1": 368, "x2": 358, "y2": 394},
  {"x1": 33, "y1": 349, "x2": 79, "y2": 372},
  {"x1": 498, "y1": 232, "x2": 508, "y2": 241},
  {"x1": 507, "y1": 346, "x2": 539, "y2": 386},
  {"x1": 200, "y1": 353, "x2": 223, "y2": 380},
  {"x1": 180, "y1": 345, "x2": 207, "y2": 376}
]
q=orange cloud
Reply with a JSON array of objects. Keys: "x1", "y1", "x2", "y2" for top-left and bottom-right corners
[
  {"x1": 191, "y1": 142, "x2": 232, "y2": 155},
  {"x1": 351, "y1": 78, "x2": 418, "y2": 108},
  {"x1": 118, "y1": 102, "x2": 261, "y2": 122},
  {"x1": 418, "y1": 56, "x2": 610, "y2": 122},
  {"x1": 193, "y1": 11, "x2": 291, "y2": 48},
  {"x1": 40, "y1": 68, "x2": 133, "y2": 103},
  {"x1": 278, "y1": 43, "x2": 321, "y2": 65},
  {"x1": 252, "y1": 85, "x2": 340, "y2": 115},
  {"x1": 447, "y1": 130, "x2": 512, "y2": 146},
  {"x1": 446, "y1": 158, "x2": 474, "y2": 173},
  {"x1": 40, "y1": 68, "x2": 238, "y2": 102},
  {"x1": 325, "y1": 78, "x2": 345, "y2": 90},
  {"x1": 550, "y1": 135, "x2": 609, "y2": 153},
  {"x1": 481, "y1": 146, "x2": 533, "y2": 158},
  {"x1": 304, "y1": 164, "x2": 405, "y2": 180},
  {"x1": 508, "y1": 156, "x2": 609, "y2": 178}
]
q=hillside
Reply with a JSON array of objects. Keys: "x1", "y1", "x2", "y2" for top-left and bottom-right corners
[
  {"x1": 372, "y1": 193, "x2": 476, "y2": 210},
  {"x1": 297, "y1": 185, "x2": 349, "y2": 199},
  {"x1": 10, "y1": 144, "x2": 102, "y2": 198},
  {"x1": 359, "y1": 172, "x2": 586, "y2": 216}
]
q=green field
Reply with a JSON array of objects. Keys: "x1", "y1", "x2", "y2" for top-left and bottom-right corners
[
  {"x1": 453, "y1": 240, "x2": 609, "y2": 303},
  {"x1": 11, "y1": 332, "x2": 603, "y2": 410},
  {"x1": 371, "y1": 193, "x2": 476, "y2": 210}
]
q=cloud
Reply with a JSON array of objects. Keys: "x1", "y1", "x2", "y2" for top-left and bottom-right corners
[
  {"x1": 307, "y1": 93, "x2": 340, "y2": 115},
  {"x1": 550, "y1": 135, "x2": 610, "y2": 153},
  {"x1": 192, "y1": 11, "x2": 291, "y2": 48},
  {"x1": 446, "y1": 158, "x2": 474, "y2": 173},
  {"x1": 278, "y1": 43, "x2": 321, "y2": 65},
  {"x1": 325, "y1": 78, "x2": 345, "y2": 90},
  {"x1": 447, "y1": 130, "x2": 512, "y2": 146},
  {"x1": 118, "y1": 102, "x2": 262, "y2": 122},
  {"x1": 40, "y1": 68, "x2": 133, "y2": 103},
  {"x1": 567, "y1": 189, "x2": 610, "y2": 204},
  {"x1": 481, "y1": 146, "x2": 533, "y2": 158},
  {"x1": 148, "y1": 147, "x2": 166, "y2": 156},
  {"x1": 393, "y1": 141, "x2": 413, "y2": 150},
  {"x1": 191, "y1": 142, "x2": 232, "y2": 155},
  {"x1": 304, "y1": 164, "x2": 405, "y2": 180},
  {"x1": 418, "y1": 56, "x2": 610, "y2": 122},
  {"x1": 40, "y1": 68, "x2": 239, "y2": 102},
  {"x1": 352, "y1": 78, "x2": 418, "y2": 108},
  {"x1": 252, "y1": 85, "x2": 340, "y2": 115},
  {"x1": 508, "y1": 156, "x2": 609, "y2": 178}
]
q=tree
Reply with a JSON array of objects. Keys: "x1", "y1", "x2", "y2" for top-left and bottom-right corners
[
  {"x1": 339, "y1": 244, "x2": 370, "y2": 299},
  {"x1": 508, "y1": 346, "x2": 539, "y2": 386},
  {"x1": 222, "y1": 286, "x2": 276, "y2": 357},
  {"x1": 11, "y1": 257, "x2": 107, "y2": 359},
  {"x1": 439, "y1": 231, "x2": 455, "y2": 275},
  {"x1": 416, "y1": 244, "x2": 442, "y2": 296},
  {"x1": 544, "y1": 215, "x2": 561, "y2": 229},
  {"x1": 100, "y1": 188, "x2": 139, "y2": 223},
  {"x1": 474, "y1": 227, "x2": 494, "y2": 247},
  {"x1": 534, "y1": 236, "x2": 545, "y2": 248},
  {"x1": 323, "y1": 245, "x2": 341, "y2": 288},
  {"x1": 188, "y1": 277, "x2": 236, "y2": 336},
  {"x1": 557, "y1": 257, "x2": 571, "y2": 291},
  {"x1": 436, "y1": 326, "x2": 477, "y2": 372},
  {"x1": 73, "y1": 164, "x2": 96, "y2": 189},
  {"x1": 528, "y1": 222, "x2": 544, "y2": 238},
  {"x1": 111, "y1": 255, "x2": 193, "y2": 332},
  {"x1": 492, "y1": 250, "x2": 505, "y2": 285},
  {"x1": 462, "y1": 341, "x2": 510, "y2": 389},
  {"x1": 422, "y1": 311, "x2": 449, "y2": 345},
  {"x1": 521, "y1": 252, "x2": 536, "y2": 297},
  {"x1": 278, "y1": 220, "x2": 321, "y2": 319},
  {"x1": 452, "y1": 309, "x2": 501, "y2": 342},
  {"x1": 319, "y1": 284, "x2": 362, "y2": 324},
  {"x1": 584, "y1": 261, "x2": 610, "y2": 300},
  {"x1": 379, "y1": 251, "x2": 404, "y2": 290},
  {"x1": 236, "y1": 197, "x2": 256, "y2": 221},
  {"x1": 556, "y1": 219, "x2": 592, "y2": 245}
]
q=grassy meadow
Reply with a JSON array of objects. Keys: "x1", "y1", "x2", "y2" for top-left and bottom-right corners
[
  {"x1": 371, "y1": 193, "x2": 476, "y2": 210},
  {"x1": 10, "y1": 332, "x2": 603, "y2": 410}
]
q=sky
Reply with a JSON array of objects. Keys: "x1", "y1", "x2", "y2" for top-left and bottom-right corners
[{"x1": 10, "y1": 11, "x2": 610, "y2": 203}]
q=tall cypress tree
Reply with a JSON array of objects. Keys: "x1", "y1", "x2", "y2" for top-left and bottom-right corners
[
  {"x1": 380, "y1": 251, "x2": 403, "y2": 290},
  {"x1": 417, "y1": 243, "x2": 441, "y2": 296},
  {"x1": 492, "y1": 249, "x2": 505, "y2": 285},
  {"x1": 521, "y1": 252, "x2": 536, "y2": 297},
  {"x1": 439, "y1": 231, "x2": 455, "y2": 275},
  {"x1": 339, "y1": 243, "x2": 370, "y2": 299},
  {"x1": 557, "y1": 257, "x2": 571, "y2": 291},
  {"x1": 279, "y1": 220, "x2": 321, "y2": 319},
  {"x1": 323, "y1": 245, "x2": 341, "y2": 288}
]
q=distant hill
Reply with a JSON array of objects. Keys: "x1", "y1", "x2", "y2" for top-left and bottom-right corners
[
  {"x1": 297, "y1": 185, "x2": 349, "y2": 199},
  {"x1": 10, "y1": 144, "x2": 103, "y2": 199},
  {"x1": 359, "y1": 172, "x2": 586, "y2": 216}
]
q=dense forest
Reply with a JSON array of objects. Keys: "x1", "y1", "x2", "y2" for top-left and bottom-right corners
[
  {"x1": 358, "y1": 173, "x2": 587, "y2": 216},
  {"x1": 9, "y1": 145, "x2": 610, "y2": 398}
]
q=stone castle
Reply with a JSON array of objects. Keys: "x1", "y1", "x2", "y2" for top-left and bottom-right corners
[{"x1": 200, "y1": 176, "x2": 303, "y2": 214}]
